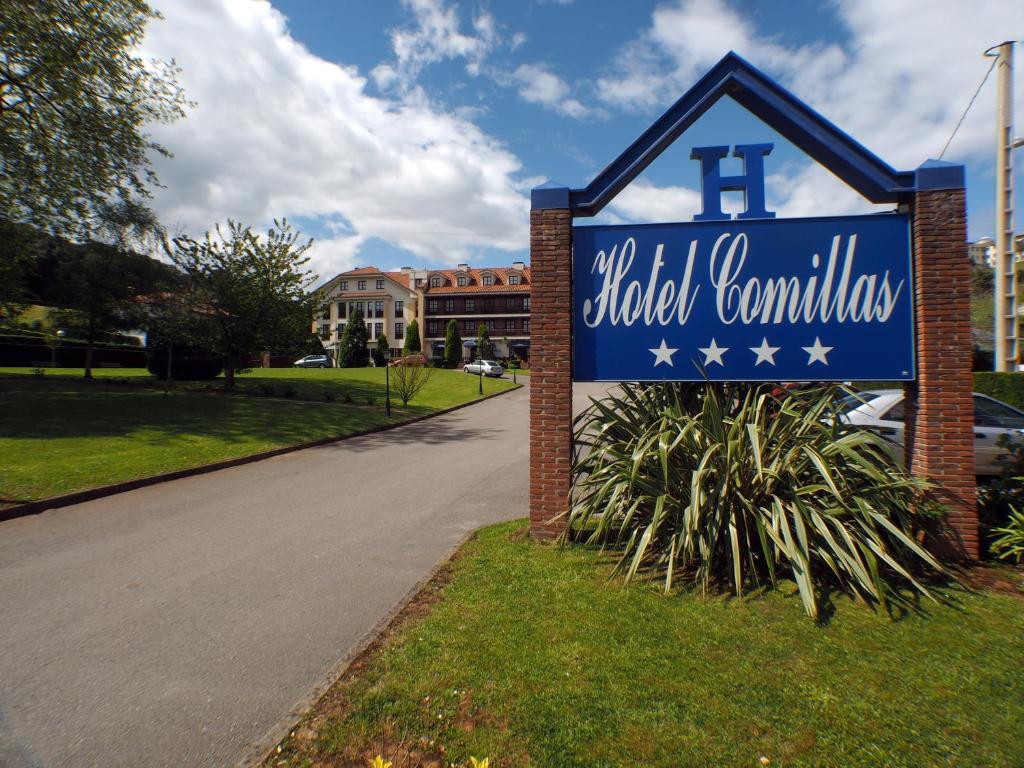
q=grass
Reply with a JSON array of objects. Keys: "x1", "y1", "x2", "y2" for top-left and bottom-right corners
[
  {"x1": 0, "y1": 368, "x2": 517, "y2": 503},
  {"x1": 272, "y1": 520, "x2": 1024, "y2": 768}
]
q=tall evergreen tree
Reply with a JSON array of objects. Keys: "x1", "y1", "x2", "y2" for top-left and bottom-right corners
[
  {"x1": 338, "y1": 307, "x2": 369, "y2": 367},
  {"x1": 375, "y1": 332, "x2": 389, "y2": 366},
  {"x1": 476, "y1": 322, "x2": 494, "y2": 360},
  {"x1": 444, "y1": 318, "x2": 462, "y2": 368},
  {"x1": 403, "y1": 319, "x2": 421, "y2": 354}
]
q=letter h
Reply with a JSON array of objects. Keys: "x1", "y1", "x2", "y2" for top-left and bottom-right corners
[{"x1": 690, "y1": 144, "x2": 775, "y2": 221}]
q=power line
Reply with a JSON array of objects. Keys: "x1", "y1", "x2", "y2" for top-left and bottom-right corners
[{"x1": 938, "y1": 56, "x2": 998, "y2": 160}]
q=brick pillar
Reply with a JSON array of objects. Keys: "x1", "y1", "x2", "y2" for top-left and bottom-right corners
[
  {"x1": 905, "y1": 169, "x2": 977, "y2": 560},
  {"x1": 529, "y1": 202, "x2": 573, "y2": 540}
]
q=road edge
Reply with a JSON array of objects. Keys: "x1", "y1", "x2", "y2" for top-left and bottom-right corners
[{"x1": 0, "y1": 382, "x2": 522, "y2": 523}]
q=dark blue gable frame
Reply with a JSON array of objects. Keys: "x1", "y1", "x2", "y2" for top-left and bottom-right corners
[{"x1": 531, "y1": 51, "x2": 963, "y2": 215}]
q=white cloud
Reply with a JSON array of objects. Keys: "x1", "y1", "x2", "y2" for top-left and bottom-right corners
[
  {"x1": 596, "y1": 0, "x2": 1022, "y2": 173},
  {"x1": 512, "y1": 63, "x2": 591, "y2": 119},
  {"x1": 384, "y1": 0, "x2": 498, "y2": 91},
  {"x1": 141, "y1": 0, "x2": 528, "y2": 280}
]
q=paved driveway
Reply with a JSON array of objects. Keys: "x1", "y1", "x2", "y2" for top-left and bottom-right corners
[{"x1": 0, "y1": 384, "x2": 553, "y2": 768}]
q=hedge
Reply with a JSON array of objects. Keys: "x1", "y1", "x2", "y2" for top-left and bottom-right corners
[
  {"x1": 0, "y1": 334, "x2": 146, "y2": 367},
  {"x1": 973, "y1": 372, "x2": 1024, "y2": 409}
]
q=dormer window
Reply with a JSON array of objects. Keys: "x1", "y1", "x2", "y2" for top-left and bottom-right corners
[
  {"x1": 430, "y1": 276, "x2": 442, "y2": 287},
  {"x1": 482, "y1": 274, "x2": 494, "y2": 286},
  {"x1": 508, "y1": 273, "x2": 521, "y2": 285},
  {"x1": 457, "y1": 275, "x2": 468, "y2": 287}
]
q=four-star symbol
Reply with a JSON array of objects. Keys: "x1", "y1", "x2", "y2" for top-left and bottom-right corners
[
  {"x1": 649, "y1": 338, "x2": 678, "y2": 367},
  {"x1": 645, "y1": 337, "x2": 837, "y2": 370},
  {"x1": 749, "y1": 337, "x2": 781, "y2": 366}
]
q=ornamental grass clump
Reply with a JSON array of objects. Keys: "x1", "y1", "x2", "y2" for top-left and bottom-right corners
[{"x1": 565, "y1": 382, "x2": 948, "y2": 620}]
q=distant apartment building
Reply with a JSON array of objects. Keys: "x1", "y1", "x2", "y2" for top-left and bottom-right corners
[
  {"x1": 421, "y1": 262, "x2": 531, "y2": 362},
  {"x1": 314, "y1": 262, "x2": 531, "y2": 363},
  {"x1": 315, "y1": 267, "x2": 420, "y2": 358}
]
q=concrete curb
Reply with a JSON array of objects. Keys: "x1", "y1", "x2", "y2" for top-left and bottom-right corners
[
  {"x1": 236, "y1": 528, "x2": 482, "y2": 768},
  {"x1": 0, "y1": 382, "x2": 523, "y2": 523}
]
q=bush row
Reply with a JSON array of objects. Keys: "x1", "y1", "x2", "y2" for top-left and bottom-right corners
[{"x1": 0, "y1": 335, "x2": 146, "y2": 367}]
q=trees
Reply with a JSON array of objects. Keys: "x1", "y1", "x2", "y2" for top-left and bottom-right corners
[
  {"x1": 0, "y1": 0, "x2": 188, "y2": 237},
  {"x1": 477, "y1": 322, "x2": 494, "y2": 360},
  {"x1": 338, "y1": 307, "x2": 369, "y2": 368},
  {"x1": 391, "y1": 360, "x2": 433, "y2": 406},
  {"x1": 375, "y1": 332, "x2": 389, "y2": 366},
  {"x1": 170, "y1": 219, "x2": 316, "y2": 387},
  {"x1": 48, "y1": 240, "x2": 177, "y2": 377},
  {"x1": 403, "y1": 319, "x2": 421, "y2": 354},
  {"x1": 444, "y1": 318, "x2": 462, "y2": 368}
]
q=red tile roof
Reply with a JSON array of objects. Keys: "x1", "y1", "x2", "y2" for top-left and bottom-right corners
[{"x1": 422, "y1": 266, "x2": 530, "y2": 295}]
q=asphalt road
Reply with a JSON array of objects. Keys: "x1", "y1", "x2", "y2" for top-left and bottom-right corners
[{"x1": 0, "y1": 380, "x2": 593, "y2": 768}]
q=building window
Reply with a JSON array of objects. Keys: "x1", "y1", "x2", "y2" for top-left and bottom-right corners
[
  {"x1": 366, "y1": 321, "x2": 373, "y2": 338},
  {"x1": 319, "y1": 325, "x2": 330, "y2": 340},
  {"x1": 375, "y1": 301, "x2": 384, "y2": 316},
  {"x1": 485, "y1": 320, "x2": 495, "y2": 332},
  {"x1": 357, "y1": 280, "x2": 366, "y2": 290},
  {"x1": 523, "y1": 319, "x2": 530, "y2": 333},
  {"x1": 394, "y1": 322, "x2": 404, "y2": 340},
  {"x1": 465, "y1": 299, "x2": 475, "y2": 312},
  {"x1": 445, "y1": 299, "x2": 455, "y2": 313},
  {"x1": 430, "y1": 276, "x2": 442, "y2": 287},
  {"x1": 523, "y1": 297, "x2": 530, "y2": 311},
  {"x1": 427, "y1": 321, "x2": 439, "y2": 336},
  {"x1": 336, "y1": 322, "x2": 344, "y2": 335},
  {"x1": 395, "y1": 300, "x2": 403, "y2": 317},
  {"x1": 506, "y1": 297, "x2": 516, "y2": 311},
  {"x1": 505, "y1": 319, "x2": 515, "y2": 333},
  {"x1": 356, "y1": 301, "x2": 364, "y2": 316},
  {"x1": 428, "y1": 299, "x2": 438, "y2": 313},
  {"x1": 457, "y1": 275, "x2": 468, "y2": 287},
  {"x1": 482, "y1": 274, "x2": 493, "y2": 286},
  {"x1": 376, "y1": 279, "x2": 384, "y2": 290},
  {"x1": 340, "y1": 280, "x2": 349, "y2": 290},
  {"x1": 508, "y1": 273, "x2": 521, "y2": 285},
  {"x1": 463, "y1": 320, "x2": 475, "y2": 333},
  {"x1": 338, "y1": 302, "x2": 346, "y2": 319},
  {"x1": 415, "y1": 278, "x2": 423, "y2": 288},
  {"x1": 375, "y1": 322, "x2": 384, "y2": 339}
]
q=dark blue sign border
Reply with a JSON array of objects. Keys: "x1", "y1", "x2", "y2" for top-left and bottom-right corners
[{"x1": 572, "y1": 213, "x2": 915, "y2": 383}]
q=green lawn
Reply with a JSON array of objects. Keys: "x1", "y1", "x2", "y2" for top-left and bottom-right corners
[
  {"x1": 0, "y1": 368, "x2": 517, "y2": 503},
  {"x1": 272, "y1": 520, "x2": 1024, "y2": 768}
]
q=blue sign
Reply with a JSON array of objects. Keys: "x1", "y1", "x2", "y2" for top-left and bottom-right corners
[
  {"x1": 572, "y1": 214, "x2": 914, "y2": 382},
  {"x1": 691, "y1": 144, "x2": 776, "y2": 221}
]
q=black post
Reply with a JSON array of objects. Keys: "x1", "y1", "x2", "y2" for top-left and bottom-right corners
[
  {"x1": 478, "y1": 363, "x2": 483, "y2": 395},
  {"x1": 385, "y1": 350, "x2": 392, "y2": 417}
]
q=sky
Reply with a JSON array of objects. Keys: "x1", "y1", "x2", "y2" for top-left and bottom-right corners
[{"x1": 139, "y1": 0, "x2": 1024, "y2": 282}]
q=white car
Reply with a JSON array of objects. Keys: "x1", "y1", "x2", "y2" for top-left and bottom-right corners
[
  {"x1": 463, "y1": 359, "x2": 504, "y2": 377},
  {"x1": 840, "y1": 389, "x2": 1024, "y2": 476},
  {"x1": 293, "y1": 354, "x2": 331, "y2": 368}
]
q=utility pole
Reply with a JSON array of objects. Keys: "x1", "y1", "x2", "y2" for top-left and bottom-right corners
[{"x1": 992, "y1": 41, "x2": 1017, "y2": 371}]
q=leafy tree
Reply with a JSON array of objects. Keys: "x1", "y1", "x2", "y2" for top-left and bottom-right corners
[
  {"x1": 403, "y1": 319, "x2": 421, "y2": 354},
  {"x1": 444, "y1": 318, "x2": 462, "y2": 368},
  {"x1": 0, "y1": 219, "x2": 45, "y2": 326},
  {"x1": 170, "y1": 219, "x2": 316, "y2": 387},
  {"x1": 375, "y1": 332, "x2": 390, "y2": 366},
  {"x1": 49, "y1": 240, "x2": 177, "y2": 377},
  {"x1": 476, "y1": 322, "x2": 494, "y2": 360},
  {"x1": 338, "y1": 307, "x2": 369, "y2": 368},
  {"x1": 0, "y1": 0, "x2": 189, "y2": 237}
]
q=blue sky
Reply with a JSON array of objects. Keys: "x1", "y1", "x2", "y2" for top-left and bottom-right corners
[{"x1": 141, "y1": 0, "x2": 1022, "y2": 281}]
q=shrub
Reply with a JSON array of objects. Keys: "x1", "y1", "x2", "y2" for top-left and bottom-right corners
[
  {"x1": 972, "y1": 372, "x2": 1024, "y2": 409},
  {"x1": 990, "y1": 507, "x2": 1024, "y2": 564},
  {"x1": 146, "y1": 337, "x2": 223, "y2": 381},
  {"x1": 565, "y1": 382, "x2": 947, "y2": 620}
]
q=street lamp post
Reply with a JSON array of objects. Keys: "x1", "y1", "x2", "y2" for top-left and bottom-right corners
[
  {"x1": 51, "y1": 329, "x2": 65, "y2": 368},
  {"x1": 385, "y1": 347, "x2": 392, "y2": 417}
]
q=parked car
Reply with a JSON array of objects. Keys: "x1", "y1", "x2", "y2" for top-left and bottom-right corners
[
  {"x1": 840, "y1": 389, "x2": 1024, "y2": 475},
  {"x1": 463, "y1": 359, "x2": 504, "y2": 377},
  {"x1": 293, "y1": 354, "x2": 331, "y2": 368}
]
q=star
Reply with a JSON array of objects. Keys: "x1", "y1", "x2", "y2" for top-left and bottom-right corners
[
  {"x1": 649, "y1": 338, "x2": 678, "y2": 367},
  {"x1": 698, "y1": 338, "x2": 729, "y2": 366},
  {"x1": 750, "y1": 337, "x2": 780, "y2": 366},
  {"x1": 802, "y1": 337, "x2": 834, "y2": 365}
]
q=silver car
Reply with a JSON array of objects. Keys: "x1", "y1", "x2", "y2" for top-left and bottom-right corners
[
  {"x1": 293, "y1": 354, "x2": 331, "y2": 368},
  {"x1": 840, "y1": 389, "x2": 1024, "y2": 476},
  {"x1": 463, "y1": 359, "x2": 504, "y2": 377}
]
